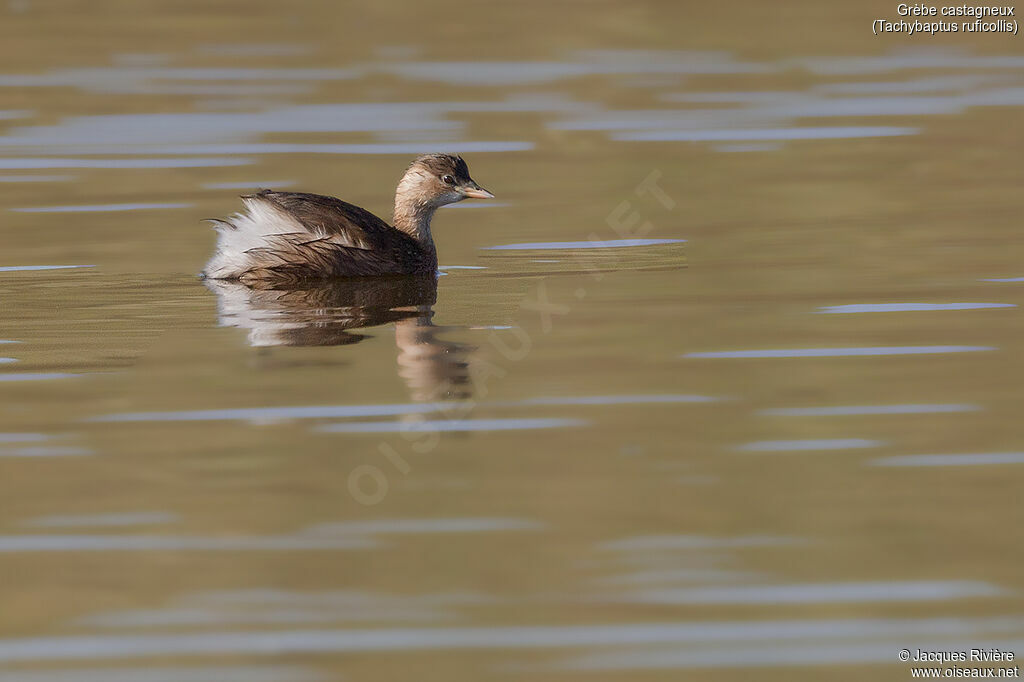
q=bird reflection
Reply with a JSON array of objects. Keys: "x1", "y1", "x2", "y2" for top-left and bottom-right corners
[{"x1": 204, "y1": 275, "x2": 473, "y2": 402}]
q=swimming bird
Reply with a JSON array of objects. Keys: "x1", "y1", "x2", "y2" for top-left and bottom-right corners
[{"x1": 203, "y1": 154, "x2": 493, "y2": 284}]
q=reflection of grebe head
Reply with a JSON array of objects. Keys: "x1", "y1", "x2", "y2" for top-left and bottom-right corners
[{"x1": 395, "y1": 315, "x2": 473, "y2": 403}]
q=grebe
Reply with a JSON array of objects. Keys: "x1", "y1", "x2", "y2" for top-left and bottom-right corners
[{"x1": 203, "y1": 154, "x2": 492, "y2": 284}]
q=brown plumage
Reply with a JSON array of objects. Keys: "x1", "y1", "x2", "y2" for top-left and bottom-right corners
[{"x1": 203, "y1": 154, "x2": 493, "y2": 284}]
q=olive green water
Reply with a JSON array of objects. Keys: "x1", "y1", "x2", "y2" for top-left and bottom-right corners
[{"x1": 2, "y1": 1, "x2": 1024, "y2": 680}]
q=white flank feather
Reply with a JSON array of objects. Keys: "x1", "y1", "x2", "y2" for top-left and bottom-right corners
[{"x1": 203, "y1": 196, "x2": 309, "y2": 279}]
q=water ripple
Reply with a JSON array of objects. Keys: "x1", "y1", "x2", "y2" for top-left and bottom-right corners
[
  {"x1": 0, "y1": 533, "x2": 374, "y2": 553},
  {"x1": 0, "y1": 446, "x2": 92, "y2": 457},
  {"x1": 0, "y1": 616, "x2": 1017, "y2": 662},
  {"x1": 484, "y1": 238, "x2": 686, "y2": 250},
  {"x1": 613, "y1": 580, "x2": 1002, "y2": 605},
  {"x1": 872, "y1": 452, "x2": 1024, "y2": 467},
  {"x1": 36, "y1": 142, "x2": 533, "y2": 155},
  {"x1": 89, "y1": 394, "x2": 717, "y2": 423},
  {"x1": 600, "y1": 535, "x2": 800, "y2": 552},
  {"x1": 0, "y1": 158, "x2": 252, "y2": 169},
  {"x1": 555, "y1": 637, "x2": 1024, "y2": 671},
  {"x1": 80, "y1": 588, "x2": 489, "y2": 628},
  {"x1": 317, "y1": 418, "x2": 588, "y2": 433},
  {"x1": 0, "y1": 517, "x2": 537, "y2": 554},
  {"x1": 818, "y1": 302, "x2": 1014, "y2": 313},
  {"x1": 614, "y1": 126, "x2": 917, "y2": 142},
  {"x1": 91, "y1": 402, "x2": 447, "y2": 423},
  {"x1": 736, "y1": 439, "x2": 882, "y2": 452},
  {"x1": 0, "y1": 665, "x2": 324, "y2": 682},
  {"x1": 524, "y1": 394, "x2": 717, "y2": 406},
  {"x1": 23, "y1": 512, "x2": 179, "y2": 528},
  {"x1": 0, "y1": 174, "x2": 73, "y2": 183},
  {"x1": 0, "y1": 265, "x2": 95, "y2": 272},
  {"x1": 12, "y1": 203, "x2": 190, "y2": 213},
  {"x1": 0, "y1": 433, "x2": 48, "y2": 442},
  {"x1": 760, "y1": 404, "x2": 980, "y2": 416},
  {"x1": 685, "y1": 346, "x2": 995, "y2": 358}
]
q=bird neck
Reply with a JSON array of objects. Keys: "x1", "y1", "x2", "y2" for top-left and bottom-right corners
[
  {"x1": 393, "y1": 201, "x2": 438, "y2": 247},
  {"x1": 393, "y1": 182, "x2": 439, "y2": 251}
]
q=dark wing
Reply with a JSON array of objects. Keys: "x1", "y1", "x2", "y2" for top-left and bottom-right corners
[
  {"x1": 250, "y1": 189, "x2": 395, "y2": 248},
  {"x1": 232, "y1": 190, "x2": 433, "y2": 283}
]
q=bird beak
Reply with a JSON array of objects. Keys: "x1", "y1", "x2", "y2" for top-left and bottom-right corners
[{"x1": 461, "y1": 183, "x2": 494, "y2": 199}]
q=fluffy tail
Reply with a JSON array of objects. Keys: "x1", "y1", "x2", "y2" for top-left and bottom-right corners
[{"x1": 201, "y1": 195, "x2": 309, "y2": 280}]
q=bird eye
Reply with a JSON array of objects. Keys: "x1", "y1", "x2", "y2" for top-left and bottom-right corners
[{"x1": 441, "y1": 174, "x2": 455, "y2": 185}]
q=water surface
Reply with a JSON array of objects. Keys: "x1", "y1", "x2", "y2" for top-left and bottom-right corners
[{"x1": 1, "y1": 3, "x2": 1023, "y2": 681}]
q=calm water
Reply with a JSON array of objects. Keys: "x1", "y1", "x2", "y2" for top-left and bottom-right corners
[{"x1": 2, "y1": 1, "x2": 1024, "y2": 680}]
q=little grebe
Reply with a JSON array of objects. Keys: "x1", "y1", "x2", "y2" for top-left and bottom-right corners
[{"x1": 203, "y1": 154, "x2": 493, "y2": 283}]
